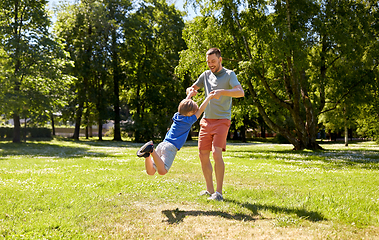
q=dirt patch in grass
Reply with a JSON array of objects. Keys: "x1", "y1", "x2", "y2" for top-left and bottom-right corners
[{"x1": 90, "y1": 202, "x2": 379, "y2": 239}]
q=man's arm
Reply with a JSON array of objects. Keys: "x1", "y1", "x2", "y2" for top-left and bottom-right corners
[
  {"x1": 195, "y1": 93, "x2": 215, "y2": 119},
  {"x1": 186, "y1": 87, "x2": 198, "y2": 99},
  {"x1": 210, "y1": 85, "x2": 244, "y2": 99}
]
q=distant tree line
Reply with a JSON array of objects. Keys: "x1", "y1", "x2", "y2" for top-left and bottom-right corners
[
  {"x1": 177, "y1": 0, "x2": 379, "y2": 149},
  {"x1": 1, "y1": 0, "x2": 378, "y2": 150}
]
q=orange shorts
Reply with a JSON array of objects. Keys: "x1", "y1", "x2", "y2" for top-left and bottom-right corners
[{"x1": 198, "y1": 118, "x2": 231, "y2": 152}]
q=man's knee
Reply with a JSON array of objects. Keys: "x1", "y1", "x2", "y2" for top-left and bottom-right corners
[
  {"x1": 199, "y1": 150, "x2": 210, "y2": 160},
  {"x1": 212, "y1": 146, "x2": 223, "y2": 160}
]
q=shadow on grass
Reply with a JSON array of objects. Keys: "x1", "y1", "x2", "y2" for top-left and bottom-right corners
[
  {"x1": 0, "y1": 139, "x2": 139, "y2": 159},
  {"x1": 162, "y1": 199, "x2": 326, "y2": 224},
  {"x1": 162, "y1": 208, "x2": 257, "y2": 224},
  {"x1": 225, "y1": 199, "x2": 326, "y2": 222}
]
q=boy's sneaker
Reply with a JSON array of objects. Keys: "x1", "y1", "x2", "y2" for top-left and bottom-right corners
[
  {"x1": 208, "y1": 192, "x2": 223, "y2": 201},
  {"x1": 137, "y1": 141, "x2": 154, "y2": 158},
  {"x1": 199, "y1": 190, "x2": 212, "y2": 197}
]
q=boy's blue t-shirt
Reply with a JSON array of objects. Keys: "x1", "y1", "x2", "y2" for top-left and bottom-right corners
[{"x1": 164, "y1": 112, "x2": 197, "y2": 150}]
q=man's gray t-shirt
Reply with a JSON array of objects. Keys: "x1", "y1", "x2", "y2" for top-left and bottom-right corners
[{"x1": 194, "y1": 67, "x2": 240, "y2": 120}]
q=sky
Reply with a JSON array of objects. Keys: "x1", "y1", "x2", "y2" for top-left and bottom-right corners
[{"x1": 47, "y1": 0, "x2": 198, "y2": 21}]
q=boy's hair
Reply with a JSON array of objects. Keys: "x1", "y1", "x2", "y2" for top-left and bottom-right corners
[
  {"x1": 206, "y1": 48, "x2": 221, "y2": 58},
  {"x1": 178, "y1": 99, "x2": 198, "y2": 116}
]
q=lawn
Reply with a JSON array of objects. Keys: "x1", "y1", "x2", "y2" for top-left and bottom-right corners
[{"x1": 0, "y1": 138, "x2": 378, "y2": 239}]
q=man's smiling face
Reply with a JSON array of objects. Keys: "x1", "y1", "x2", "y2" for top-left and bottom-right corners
[{"x1": 206, "y1": 53, "x2": 222, "y2": 73}]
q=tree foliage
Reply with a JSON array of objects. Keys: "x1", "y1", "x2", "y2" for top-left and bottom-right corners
[
  {"x1": 178, "y1": 0, "x2": 379, "y2": 150},
  {"x1": 0, "y1": 0, "x2": 72, "y2": 142},
  {"x1": 54, "y1": 0, "x2": 186, "y2": 142},
  {"x1": 1, "y1": 0, "x2": 378, "y2": 146},
  {"x1": 55, "y1": 0, "x2": 134, "y2": 140},
  {"x1": 124, "y1": 0, "x2": 187, "y2": 142}
]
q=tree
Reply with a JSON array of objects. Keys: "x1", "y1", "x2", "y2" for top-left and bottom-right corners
[
  {"x1": 55, "y1": 2, "x2": 93, "y2": 140},
  {"x1": 0, "y1": 0, "x2": 71, "y2": 142},
  {"x1": 352, "y1": 65, "x2": 379, "y2": 140},
  {"x1": 106, "y1": 0, "x2": 133, "y2": 141},
  {"x1": 317, "y1": 0, "x2": 379, "y2": 144},
  {"x1": 124, "y1": 0, "x2": 187, "y2": 142},
  {"x1": 178, "y1": 0, "x2": 378, "y2": 150},
  {"x1": 55, "y1": 1, "x2": 130, "y2": 140},
  {"x1": 55, "y1": 0, "x2": 132, "y2": 141}
]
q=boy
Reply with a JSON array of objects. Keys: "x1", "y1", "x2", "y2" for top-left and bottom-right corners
[{"x1": 137, "y1": 90, "x2": 215, "y2": 175}]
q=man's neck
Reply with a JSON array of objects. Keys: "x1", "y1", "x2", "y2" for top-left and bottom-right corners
[{"x1": 214, "y1": 67, "x2": 225, "y2": 76}]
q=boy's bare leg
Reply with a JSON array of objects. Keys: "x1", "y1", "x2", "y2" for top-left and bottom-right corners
[
  {"x1": 145, "y1": 155, "x2": 156, "y2": 175},
  {"x1": 150, "y1": 150, "x2": 168, "y2": 175}
]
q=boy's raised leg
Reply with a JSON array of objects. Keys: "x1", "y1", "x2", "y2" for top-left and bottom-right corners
[
  {"x1": 151, "y1": 150, "x2": 168, "y2": 175},
  {"x1": 145, "y1": 156, "x2": 156, "y2": 175},
  {"x1": 137, "y1": 141, "x2": 154, "y2": 157}
]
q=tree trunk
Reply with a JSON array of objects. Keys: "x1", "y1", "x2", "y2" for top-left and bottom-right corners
[
  {"x1": 98, "y1": 119, "x2": 103, "y2": 141},
  {"x1": 110, "y1": 3, "x2": 122, "y2": 141},
  {"x1": 261, "y1": 124, "x2": 266, "y2": 138},
  {"x1": 12, "y1": 0, "x2": 21, "y2": 143},
  {"x1": 73, "y1": 102, "x2": 83, "y2": 140},
  {"x1": 85, "y1": 102, "x2": 89, "y2": 139},
  {"x1": 51, "y1": 114, "x2": 56, "y2": 136},
  {"x1": 23, "y1": 117, "x2": 27, "y2": 143},
  {"x1": 113, "y1": 72, "x2": 122, "y2": 141},
  {"x1": 96, "y1": 72, "x2": 104, "y2": 141},
  {"x1": 241, "y1": 124, "x2": 246, "y2": 142},
  {"x1": 13, "y1": 114, "x2": 21, "y2": 143},
  {"x1": 344, "y1": 104, "x2": 349, "y2": 146}
]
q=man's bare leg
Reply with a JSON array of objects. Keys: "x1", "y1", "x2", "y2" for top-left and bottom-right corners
[
  {"x1": 212, "y1": 146, "x2": 224, "y2": 195},
  {"x1": 199, "y1": 149, "x2": 214, "y2": 194}
]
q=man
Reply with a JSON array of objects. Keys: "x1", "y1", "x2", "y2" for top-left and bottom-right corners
[{"x1": 187, "y1": 48, "x2": 244, "y2": 201}]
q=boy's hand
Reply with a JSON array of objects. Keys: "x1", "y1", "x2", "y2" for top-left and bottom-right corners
[
  {"x1": 208, "y1": 92, "x2": 216, "y2": 99},
  {"x1": 187, "y1": 87, "x2": 198, "y2": 98},
  {"x1": 210, "y1": 90, "x2": 222, "y2": 99}
]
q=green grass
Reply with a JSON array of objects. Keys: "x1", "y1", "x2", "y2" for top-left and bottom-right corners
[{"x1": 1, "y1": 138, "x2": 378, "y2": 239}]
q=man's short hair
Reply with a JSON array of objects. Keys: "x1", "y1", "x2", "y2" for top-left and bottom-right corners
[
  {"x1": 206, "y1": 48, "x2": 221, "y2": 58},
  {"x1": 178, "y1": 99, "x2": 198, "y2": 116}
]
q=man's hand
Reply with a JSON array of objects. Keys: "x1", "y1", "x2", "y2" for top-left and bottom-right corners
[{"x1": 210, "y1": 85, "x2": 244, "y2": 99}]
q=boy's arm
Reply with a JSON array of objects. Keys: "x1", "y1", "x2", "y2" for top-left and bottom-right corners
[{"x1": 195, "y1": 93, "x2": 215, "y2": 119}]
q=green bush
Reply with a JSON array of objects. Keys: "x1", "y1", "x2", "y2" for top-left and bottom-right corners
[
  {"x1": 0, "y1": 127, "x2": 51, "y2": 139},
  {"x1": 0, "y1": 127, "x2": 13, "y2": 139},
  {"x1": 28, "y1": 127, "x2": 51, "y2": 138}
]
